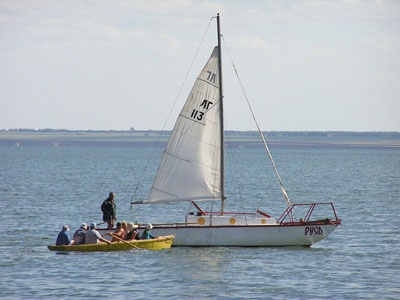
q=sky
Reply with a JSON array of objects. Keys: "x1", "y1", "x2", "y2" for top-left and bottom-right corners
[{"x1": 0, "y1": 0, "x2": 399, "y2": 131}]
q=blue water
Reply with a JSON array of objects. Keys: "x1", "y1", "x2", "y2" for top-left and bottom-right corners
[{"x1": 0, "y1": 143, "x2": 399, "y2": 299}]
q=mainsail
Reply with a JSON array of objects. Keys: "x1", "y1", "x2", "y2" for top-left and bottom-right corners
[{"x1": 146, "y1": 47, "x2": 221, "y2": 203}]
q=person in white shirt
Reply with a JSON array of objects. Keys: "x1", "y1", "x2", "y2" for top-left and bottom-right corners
[{"x1": 84, "y1": 222, "x2": 111, "y2": 244}]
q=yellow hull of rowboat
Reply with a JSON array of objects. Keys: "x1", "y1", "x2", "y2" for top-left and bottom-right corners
[{"x1": 47, "y1": 235, "x2": 175, "y2": 252}]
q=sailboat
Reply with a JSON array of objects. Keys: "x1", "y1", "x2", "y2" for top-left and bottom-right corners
[{"x1": 130, "y1": 14, "x2": 341, "y2": 246}]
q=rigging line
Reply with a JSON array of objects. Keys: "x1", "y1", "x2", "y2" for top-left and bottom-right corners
[
  {"x1": 221, "y1": 36, "x2": 292, "y2": 208},
  {"x1": 224, "y1": 119, "x2": 244, "y2": 204},
  {"x1": 227, "y1": 141, "x2": 244, "y2": 204},
  {"x1": 131, "y1": 18, "x2": 213, "y2": 202},
  {"x1": 161, "y1": 17, "x2": 214, "y2": 133}
]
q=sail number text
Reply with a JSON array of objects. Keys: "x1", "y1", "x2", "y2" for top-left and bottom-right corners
[
  {"x1": 305, "y1": 226, "x2": 323, "y2": 236},
  {"x1": 191, "y1": 99, "x2": 214, "y2": 121},
  {"x1": 190, "y1": 70, "x2": 216, "y2": 121}
]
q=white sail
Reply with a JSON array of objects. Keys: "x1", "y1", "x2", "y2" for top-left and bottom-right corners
[{"x1": 147, "y1": 47, "x2": 221, "y2": 203}]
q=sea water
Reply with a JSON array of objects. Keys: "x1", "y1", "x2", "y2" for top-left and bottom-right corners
[{"x1": 0, "y1": 142, "x2": 399, "y2": 299}]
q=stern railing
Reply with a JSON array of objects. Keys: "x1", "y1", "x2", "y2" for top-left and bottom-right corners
[{"x1": 277, "y1": 202, "x2": 340, "y2": 225}]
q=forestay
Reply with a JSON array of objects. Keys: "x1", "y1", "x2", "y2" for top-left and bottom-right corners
[{"x1": 146, "y1": 47, "x2": 221, "y2": 204}]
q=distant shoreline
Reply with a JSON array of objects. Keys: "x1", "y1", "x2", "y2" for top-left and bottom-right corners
[{"x1": 1, "y1": 131, "x2": 399, "y2": 148}]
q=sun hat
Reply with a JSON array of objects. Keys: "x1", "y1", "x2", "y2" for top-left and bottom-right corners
[
  {"x1": 90, "y1": 222, "x2": 96, "y2": 229},
  {"x1": 127, "y1": 222, "x2": 139, "y2": 231},
  {"x1": 80, "y1": 223, "x2": 87, "y2": 229},
  {"x1": 146, "y1": 223, "x2": 153, "y2": 230}
]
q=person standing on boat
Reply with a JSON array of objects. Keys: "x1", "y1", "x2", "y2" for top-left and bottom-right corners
[
  {"x1": 85, "y1": 222, "x2": 111, "y2": 245},
  {"x1": 141, "y1": 223, "x2": 157, "y2": 240},
  {"x1": 56, "y1": 225, "x2": 72, "y2": 245},
  {"x1": 101, "y1": 192, "x2": 117, "y2": 229}
]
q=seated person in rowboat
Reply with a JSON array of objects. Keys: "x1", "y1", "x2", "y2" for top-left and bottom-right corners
[
  {"x1": 56, "y1": 224, "x2": 72, "y2": 245},
  {"x1": 72, "y1": 223, "x2": 88, "y2": 245},
  {"x1": 141, "y1": 223, "x2": 157, "y2": 240},
  {"x1": 121, "y1": 221, "x2": 128, "y2": 233},
  {"x1": 124, "y1": 222, "x2": 140, "y2": 240},
  {"x1": 85, "y1": 222, "x2": 111, "y2": 244},
  {"x1": 110, "y1": 222, "x2": 125, "y2": 242}
]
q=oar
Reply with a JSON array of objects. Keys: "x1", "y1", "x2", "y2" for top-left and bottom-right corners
[{"x1": 106, "y1": 233, "x2": 139, "y2": 249}]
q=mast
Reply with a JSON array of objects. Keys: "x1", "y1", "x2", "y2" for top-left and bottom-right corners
[{"x1": 216, "y1": 13, "x2": 225, "y2": 213}]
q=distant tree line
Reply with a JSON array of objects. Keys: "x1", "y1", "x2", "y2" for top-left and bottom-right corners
[
  {"x1": 227, "y1": 130, "x2": 400, "y2": 138},
  {"x1": 1, "y1": 128, "x2": 132, "y2": 133},
  {"x1": 1, "y1": 128, "x2": 399, "y2": 138}
]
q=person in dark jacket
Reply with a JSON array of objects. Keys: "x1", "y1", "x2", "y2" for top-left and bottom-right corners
[
  {"x1": 56, "y1": 225, "x2": 71, "y2": 245},
  {"x1": 101, "y1": 192, "x2": 117, "y2": 229},
  {"x1": 72, "y1": 223, "x2": 88, "y2": 245}
]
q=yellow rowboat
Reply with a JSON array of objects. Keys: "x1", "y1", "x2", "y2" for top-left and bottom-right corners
[{"x1": 47, "y1": 235, "x2": 174, "y2": 252}]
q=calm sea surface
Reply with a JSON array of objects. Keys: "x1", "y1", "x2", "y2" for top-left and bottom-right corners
[{"x1": 0, "y1": 142, "x2": 399, "y2": 299}]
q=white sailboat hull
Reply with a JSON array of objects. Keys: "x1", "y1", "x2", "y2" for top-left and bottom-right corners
[
  {"x1": 98, "y1": 222, "x2": 339, "y2": 247},
  {"x1": 101, "y1": 204, "x2": 340, "y2": 247},
  {"x1": 150, "y1": 223, "x2": 339, "y2": 247}
]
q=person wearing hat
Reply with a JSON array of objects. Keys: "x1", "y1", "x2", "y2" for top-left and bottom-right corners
[
  {"x1": 101, "y1": 192, "x2": 117, "y2": 229},
  {"x1": 84, "y1": 222, "x2": 111, "y2": 245},
  {"x1": 56, "y1": 225, "x2": 72, "y2": 245},
  {"x1": 141, "y1": 223, "x2": 157, "y2": 240},
  {"x1": 72, "y1": 223, "x2": 88, "y2": 245},
  {"x1": 124, "y1": 222, "x2": 140, "y2": 240}
]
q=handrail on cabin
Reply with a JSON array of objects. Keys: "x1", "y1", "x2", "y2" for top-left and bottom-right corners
[{"x1": 190, "y1": 202, "x2": 272, "y2": 218}]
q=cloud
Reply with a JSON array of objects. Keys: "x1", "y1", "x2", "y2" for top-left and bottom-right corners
[
  {"x1": 1, "y1": 0, "x2": 399, "y2": 131},
  {"x1": 364, "y1": 33, "x2": 400, "y2": 53},
  {"x1": 236, "y1": 35, "x2": 272, "y2": 51}
]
